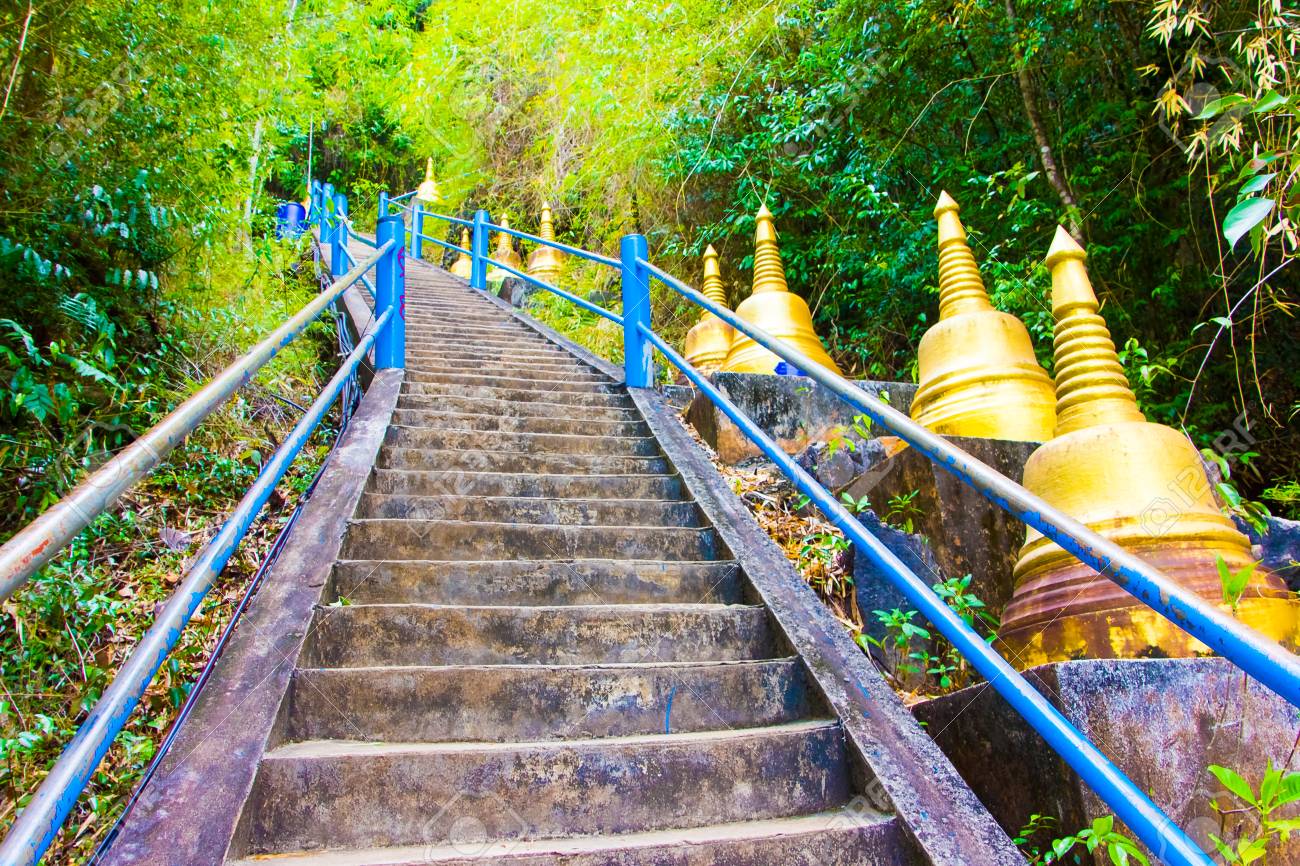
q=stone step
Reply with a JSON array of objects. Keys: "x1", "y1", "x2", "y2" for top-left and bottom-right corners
[
  {"x1": 402, "y1": 382, "x2": 633, "y2": 408},
  {"x1": 358, "y1": 493, "x2": 704, "y2": 527},
  {"x1": 407, "y1": 342, "x2": 578, "y2": 362},
  {"x1": 243, "y1": 723, "x2": 848, "y2": 854},
  {"x1": 302, "y1": 603, "x2": 770, "y2": 667},
  {"x1": 329, "y1": 559, "x2": 742, "y2": 606},
  {"x1": 340, "y1": 520, "x2": 720, "y2": 561},
  {"x1": 368, "y1": 468, "x2": 684, "y2": 500},
  {"x1": 227, "y1": 808, "x2": 905, "y2": 866},
  {"x1": 397, "y1": 393, "x2": 641, "y2": 421},
  {"x1": 404, "y1": 357, "x2": 602, "y2": 379},
  {"x1": 286, "y1": 658, "x2": 812, "y2": 742},
  {"x1": 384, "y1": 426, "x2": 659, "y2": 456},
  {"x1": 376, "y1": 447, "x2": 669, "y2": 476},
  {"x1": 390, "y1": 409, "x2": 647, "y2": 437},
  {"x1": 405, "y1": 370, "x2": 615, "y2": 392}
]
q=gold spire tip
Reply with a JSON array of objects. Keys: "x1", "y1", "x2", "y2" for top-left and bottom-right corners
[
  {"x1": 1045, "y1": 225, "x2": 1086, "y2": 268},
  {"x1": 934, "y1": 190, "x2": 959, "y2": 217}
]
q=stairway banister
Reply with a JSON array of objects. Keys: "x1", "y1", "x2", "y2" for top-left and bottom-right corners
[
  {"x1": 0, "y1": 307, "x2": 396, "y2": 866},
  {"x1": 488, "y1": 219, "x2": 621, "y2": 269},
  {"x1": 0, "y1": 237, "x2": 396, "y2": 601},
  {"x1": 634, "y1": 254, "x2": 1300, "y2": 710},
  {"x1": 478, "y1": 254, "x2": 623, "y2": 325},
  {"x1": 635, "y1": 319, "x2": 1213, "y2": 866}
]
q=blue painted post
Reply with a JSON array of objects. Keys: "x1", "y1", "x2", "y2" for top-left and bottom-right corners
[
  {"x1": 471, "y1": 209, "x2": 491, "y2": 290},
  {"x1": 412, "y1": 202, "x2": 424, "y2": 262},
  {"x1": 375, "y1": 214, "x2": 407, "y2": 370},
  {"x1": 377, "y1": 190, "x2": 389, "y2": 221},
  {"x1": 309, "y1": 180, "x2": 320, "y2": 224},
  {"x1": 331, "y1": 193, "x2": 349, "y2": 279},
  {"x1": 320, "y1": 183, "x2": 336, "y2": 244},
  {"x1": 620, "y1": 234, "x2": 654, "y2": 387}
]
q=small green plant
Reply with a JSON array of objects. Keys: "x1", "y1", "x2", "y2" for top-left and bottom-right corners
[
  {"x1": 1015, "y1": 813, "x2": 1149, "y2": 865},
  {"x1": 1217, "y1": 554, "x2": 1260, "y2": 614},
  {"x1": 858, "y1": 607, "x2": 931, "y2": 675},
  {"x1": 840, "y1": 491, "x2": 871, "y2": 514},
  {"x1": 1206, "y1": 760, "x2": 1300, "y2": 864},
  {"x1": 884, "y1": 489, "x2": 923, "y2": 533},
  {"x1": 1202, "y1": 448, "x2": 1272, "y2": 535}
]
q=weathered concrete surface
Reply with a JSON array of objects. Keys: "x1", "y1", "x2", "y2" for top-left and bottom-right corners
[
  {"x1": 368, "y1": 466, "x2": 685, "y2": 499},
  {"x1": 391, "y1": 408, "x2": 649, "y2": 437},
  {"x1": 246, "y1": 723, "x2": 848, "y2": 853},
  {"x1": 913, "y1": 657, "x2": 1300, "y2": 860},
  {"x1": 302, "y1": 603, "x2": 774, "y2": 666},
  {"x1": 226, "y1": 808, "x2": 911, "y2": 866},
  {"x1": 358, "y1": 492, "x2": 704, "y2": 527},
  {"x1": 288, "y1": 658, "x2": 811, "y2": 741},
  {"x1": 852, "y1": 511, "x2": 943, "y2": 645},
  {"x1": 686, "y1": 372, "x2": 918, "y2": 464},
  {"x1": 99, "y1": 370, "x2": 403, "y2": 866},
  {"x1": 383, "y1": 425, "x2": 661, "y2": 456},
  {"x1": 843, "y1": 435, "x2": 1041, "y2": 617},
  {"x1": 633, "y1": 387, "x2": 1024, "y2": 865},
  {"x1": 330, "y1": 559, "x2": 743, "y2": 606}
]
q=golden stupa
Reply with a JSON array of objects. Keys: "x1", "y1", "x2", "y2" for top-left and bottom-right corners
[
  {"x1": 720, "y1": 206, "x2": 841, "y2": 375},
  {"x1": 449, "y1": 228, "x2": 473, "y2": 280},
  {"x1": 909, "y1": 192, "x2": 1057, "y2": 441},
  {"x1": 526, "y1": 202, "x2": 564, "y2": 285},
  {"x1": 683, "y1": 245, "x2": 735, "y2": 374},
  {"x1": 999, "y1": 227, "x2": 1295, "y2": 666},
  {"x1": 487, "y1": 216, "x2": 524, "y2": 282},
  {"x1": 416, "y1": 158, "x2": 439, "y2": 203}
]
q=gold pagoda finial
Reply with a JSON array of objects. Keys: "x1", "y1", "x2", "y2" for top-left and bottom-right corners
[
  {"x1": 416, "y1": 158, "x2": 439, "y2": 203},
  {"x1": 527, "y1": 201, "x2": 564, "y2": 283},
  {"x1": 684, "y1": 244, "x2": 735, "y2": 374},
  {"x1": 934, "y1": 191, "x2": 994, "y2": 318},
  {"x1": 702, "y1": 244, "x2": 727, "y2": 306},
  {"x1": 1044, "y1": 226, "x2": 1144, "y2": 436},
  {"x1": 908, "y1": 192, "x2": 1057, "y2": 440},
  {"x1": 487, "y1": 216, "x2": 524, "y2": 283},
  {"x1": 721, "y1": 206, "x2": 841, "y2": 375},
  {"x1": 751, "y1": 205, "x2": 789, "y2": 294},
  {"x1": 449, "y1": 228, "x2": 473, "y2": 279}
]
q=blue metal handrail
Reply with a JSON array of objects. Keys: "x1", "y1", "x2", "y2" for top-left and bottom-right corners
[
  {"x1": 424, "y1": 210, "x2": 474, "y2": 229},
  {"x1": 0, "y1": 180, "x2": 408, "y2": 866},
  {"x1": 430, "y1": 207, "x2": 1300, "y2": 863},
  {"x1": 337, "y1": 245, "x2": 376, "y2": 298},
  {"x1": 416, "y1": 232, "x2": 471, "y2": 257}
]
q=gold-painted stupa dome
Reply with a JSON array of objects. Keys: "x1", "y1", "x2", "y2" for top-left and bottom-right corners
[
  {"x1": 416, "y1": 158, "x2": 440, "y2": 203},
  {"x1": 487, "y1": 216, "x2": 524, "y2": 282},
  {"x1": 449, "y1": 228, "x2": 473, "y2": 279},
  {"x1": 909, "y1": 192, "x2": 1056, "y2": 441},
  {"x1": 683, "y1": 245, "x2": 734, "y2": 374},
  {"x1": 526, "y1": 201, "x2": 564, "y2": 285},
  {"x1": 999, "y1": 227, "x2": 1295, "y2": 666},
  {"x1": 720, "y1": 206, "x2": 841, "y2": 375}
]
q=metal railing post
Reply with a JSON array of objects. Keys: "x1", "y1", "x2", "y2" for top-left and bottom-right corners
[
  {"x1": 471, "y1": 209, "x2": 490, "y2": 290},
  {"x1": 620, "y1": 234, "x2": 654, "y2": 387},
  {"x1": 320, "y1": 183, "x2": 335, "y2": 244},
  {"x1": 378, "y1": 190, "x2": 389, "y2": 221},
  {"x1": 412, "y1": 202, "x2": 425, "y2": 262},
  {"x1": 375, "y1": 214, "x2": 406, "y2": 370},
  {"x1": 331, "y1": 193, "x2": 349, "y2": 279}
]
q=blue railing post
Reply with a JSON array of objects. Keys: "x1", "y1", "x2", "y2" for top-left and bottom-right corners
[
  {"x1": 378, "y1": 190, "x2": 389, "y2": 221},
  {"x1": 320, "y1": 183, "x2": 336, "y2": 244},
  {"x1": 471, "y1": 209, "x2": 490, "y2": 290},
  {"x1": 375, "y1": 213, "x2": 406, "y2": 370},
  {"x1": 331, "y1": 193, "x2": 349, "y2": 279},
  {"x1": 620, "y1": 234, "x2": 654, "y2": 387},
  {"x1": 412, "y1": 202, "x2": 425, "y2": 262}
]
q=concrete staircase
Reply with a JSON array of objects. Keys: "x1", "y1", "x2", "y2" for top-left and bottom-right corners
[{"x1": 225, "y1": 271, "x2": 909, "y2": 865}]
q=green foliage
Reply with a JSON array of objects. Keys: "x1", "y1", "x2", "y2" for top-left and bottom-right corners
[
  {"x1": 1206, "y1": 761, "x2": 1300, "y2": 864},
  {"x1": 1015, "y1": 814, "x2": 1150, "y2": 866}
]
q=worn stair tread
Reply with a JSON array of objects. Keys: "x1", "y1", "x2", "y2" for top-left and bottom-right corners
[
  {"x1": 367, "y1": 468, "x2": 685, "y2": 500},
  {"x1": 227, "y1": 807, "x2": 903, "y2": 866},
  {"x1": 330, "y1": 559, "x2": 742, "y2": 605},
  {"x1": 287, "y1": 658, "x2": 813, "y2": 742},
  {"x1": 358, "y1": 493, "x2": 702, "y2": 527}
]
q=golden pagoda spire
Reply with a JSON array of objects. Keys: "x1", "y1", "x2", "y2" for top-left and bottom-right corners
[
  {"x1": 527, "y1": 200, "x2": 564, "y2": 284},
  {"x1": 449, "y1": 228, "x2": 473, "y2": 279},
  {"x1": 720, "y1": 206, "x2": 841, "y2": 375},
  {"x1": 416, "y1": 158, "x2": 439, "y2": 203},
  {"x1": 683, "y1": 244, "x2": 735, "y2": 374},
  {"x1": 934, "y1": 191, "x2": 993, "y2": 318},
  {"x1": 487, "y1": 216, "x2": 524, "y2": 283},
  {"x1": 1043, "y1": 227, "x2": 1145, "y2": 435},
  {"x1": 999, "y1": 226, "x2": 1296, "y2": 666},
  {"x1": 908, "y1": 191, "x2": 1056, "y2": 440}
]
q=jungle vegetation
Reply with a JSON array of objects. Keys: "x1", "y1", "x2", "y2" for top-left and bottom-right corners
[{"x1": 0, "y1": 0, "x2": 1297, "y2": 859}]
